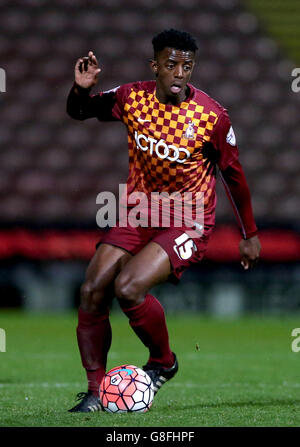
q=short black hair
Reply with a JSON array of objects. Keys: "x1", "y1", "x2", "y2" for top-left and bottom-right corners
[{"x1": 152, "y1": 29, "x2": 198, "y2": 55}]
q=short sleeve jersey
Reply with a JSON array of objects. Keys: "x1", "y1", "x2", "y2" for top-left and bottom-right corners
[{"x1": 95, "y1": 80, "x2": 239, "y2": 226}]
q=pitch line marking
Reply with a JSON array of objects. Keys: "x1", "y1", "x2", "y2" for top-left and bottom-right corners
[{"x1": 0, "y1": 381, "x2": 299, "y2": 388}]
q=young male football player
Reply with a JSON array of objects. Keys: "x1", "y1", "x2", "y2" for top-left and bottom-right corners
[{"x1": 67, "y1": 29, "x2": 261, "y2": 412}]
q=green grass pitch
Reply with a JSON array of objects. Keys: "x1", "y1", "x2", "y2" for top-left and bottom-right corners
[{"x1": 0, "y1": 310, "x2": 300, "y2": 427}]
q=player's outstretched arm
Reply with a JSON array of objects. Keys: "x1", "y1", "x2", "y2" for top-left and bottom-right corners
[
  {"x1": 66, "y1": 51, "x2": 102, "y2": 120},
  {"x1": 67, "y1": 51, "x2": 121, "y2": 122}
]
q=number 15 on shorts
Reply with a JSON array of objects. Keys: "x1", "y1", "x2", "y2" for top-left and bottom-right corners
[{"x1": 173, "y1": 233, "x2": 197, "y2": 260}]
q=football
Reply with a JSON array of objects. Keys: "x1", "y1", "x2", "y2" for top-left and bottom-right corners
[{"x1": 99, "y1": 364, "x2": 154, "y2": 413}]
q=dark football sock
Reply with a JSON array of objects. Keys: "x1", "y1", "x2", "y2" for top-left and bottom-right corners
[
  {"x1": 76, "y1": 306, "x2": 112, "y2": 396},
  {"x1": 121, "y1": 293, "x2": 174, "y2": 368}
]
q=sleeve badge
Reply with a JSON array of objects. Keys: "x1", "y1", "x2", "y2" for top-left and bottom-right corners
[{"x1": 226, "y1": 126, "x2": 236, "y2": 146}]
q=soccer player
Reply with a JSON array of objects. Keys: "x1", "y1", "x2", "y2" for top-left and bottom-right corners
[{"x1": 66, "y1": 29, "x2": 261, "y2": 412}]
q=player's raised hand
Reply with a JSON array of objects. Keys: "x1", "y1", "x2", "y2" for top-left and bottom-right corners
[
  {"x1": 239, "y1": 235, "x2": 261, "y2": 270},
  {"x1": 74, "y1": 51, "x2": 101, "y2": 89}
]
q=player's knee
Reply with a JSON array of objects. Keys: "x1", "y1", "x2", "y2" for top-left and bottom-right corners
[
  {"x1": 114, "y1": 273, "x2": 144, "y2": 306},
  {"x1": 80, "y1": 279, "x2": 106, "y2": 312}
]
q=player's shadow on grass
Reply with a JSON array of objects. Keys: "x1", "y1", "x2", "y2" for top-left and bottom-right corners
[{"x1": 161, "y1": 398, "x2": 300, "y2": 411}]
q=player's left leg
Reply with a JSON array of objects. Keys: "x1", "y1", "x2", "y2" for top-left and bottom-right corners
[{"x1": 114, "y1": 241, "x2": 178, "y2": 394}]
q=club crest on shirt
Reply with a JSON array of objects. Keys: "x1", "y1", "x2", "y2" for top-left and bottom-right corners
[{"x1": 184, "y1": 121, "x2": 195, "y2": 140}]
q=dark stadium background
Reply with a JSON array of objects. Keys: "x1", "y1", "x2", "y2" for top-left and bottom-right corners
[{"x1": 0, "y1": 0, "x2": 300, "y2": 316}]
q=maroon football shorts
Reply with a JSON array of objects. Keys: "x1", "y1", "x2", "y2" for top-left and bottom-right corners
[{"x1": 98, "y1": 223, "x2": 214, "y2": 283}]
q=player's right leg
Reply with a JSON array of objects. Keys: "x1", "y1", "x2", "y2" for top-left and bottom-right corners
[
  {"x1": 113, "y1": 241, "x2": 178, "y2": 396},
  {"x1": 68, "y1": 243, "x2": 132, "y2": 412}
]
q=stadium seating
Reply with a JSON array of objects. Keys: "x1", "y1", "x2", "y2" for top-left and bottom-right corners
[{"x1": 0, "y1": 0, "x2": 299, "y2": 226}]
